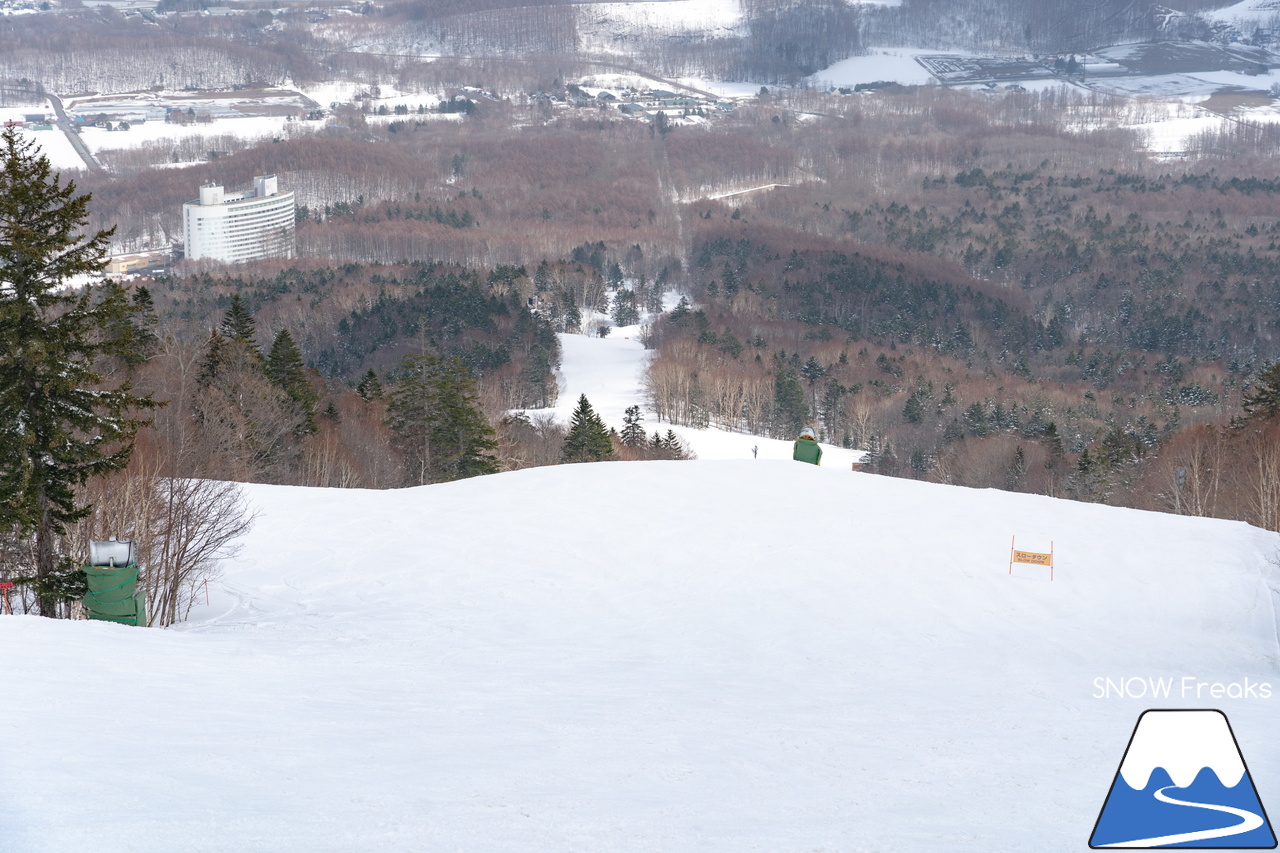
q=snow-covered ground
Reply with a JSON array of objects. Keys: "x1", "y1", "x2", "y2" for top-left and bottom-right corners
[
  {"x1": 674, "y1": 77, "x2": 766, "y2": 99},
  {"x1": 1134, "y1": 114, "x2": 1221, "y2": 155},
  {"x1": 1204, "y1": 0, "x2": 1280, "y2": 25},
  {"x1": 76, "y1": 115, "x2": 301, "y2": 155},
  {"x1": 1088, "y1": 69, "x2": 1280, "y2": 99},
  {"x1": 575, "y1": 0, "x2": 745, "y2": 54},
  {"x1": 809, "y1": 48, "x2": 953, "y2": 88},
  {"x1": 0, "y1": 104, "x2": 86, "y2": 172},
  {"x1": 5, "y1": 459, "x2": 1280, "y2": 851},
  {"x1": 529, "y1": 325, "x2": 863, "y2": 467}
]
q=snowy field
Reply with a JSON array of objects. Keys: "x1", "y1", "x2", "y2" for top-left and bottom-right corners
[
  {"x1": 4, "y1": 460, "x2": 1280, "y2": 851},
  {"x1": 809, "y1": 48, "x2": 951, "y2": 88},
  {"x1": 0, "y1": 105, "x2": 85, "y2": 172},
  {"x1": 76, "y1": 115, "x2": 300, "y2": 156}
]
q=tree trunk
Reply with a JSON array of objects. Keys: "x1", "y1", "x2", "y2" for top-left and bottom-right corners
[{"x1": 35, "y1": 488, "x2": 57, "y2": 617}]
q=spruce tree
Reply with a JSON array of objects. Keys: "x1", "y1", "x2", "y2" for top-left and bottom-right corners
[
  {"x1": 99, "y1": 280, "x2": 155, "y2": 370},
  {"x1": 388, "y1": 354, "x2": 498, "y2": 484},
  {"x1": 219, "y1": 293, "x2": 258, "y2": 352},
  {"x1": 265, "y1": 328, "x2": 317, "y2": 430},
  {"x1": 130, "y1": 285, "x2": 159, "y2": 361},
  {"x1": 198, "y1": 329, "x2": 226, "y2": 384},
  {"x1": 561, "y1": 394, "x2": 614, "y2": 462},
  {"x1": 1243, "y1": 360, "x2": 1280, "y2": 418},
  {"x1": 663, "y1": 430, "x2": 686, "y2": 459},
  {"x1": 620, "y1": 405, "x2": 647, "y2": 447},
  {"x1": 0, "y1": 127, "x2": 156, "y2": 615},
  {"x1": 611, "y1": 289, "x2": 640, "y2": 327},
  {"x1": 772, "y1": 368, "x2": 808, "y2": 437},
  {"x1": 356, "y1": 368, "x2": 382, "y2": 400},
  {"x1": 903, "y1": 393, "x2": 924, "y2": 424}
]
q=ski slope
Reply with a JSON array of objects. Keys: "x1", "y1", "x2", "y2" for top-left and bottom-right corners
[
  {"x1": 532, "y1": 327, "x2": 866, "y2": 467},
  {"x1": 3, "y1": 460, "x2": 1280, "y2": 851}
]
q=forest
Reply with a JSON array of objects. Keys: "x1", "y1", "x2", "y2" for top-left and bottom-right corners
[
  {"x1": 47, "y1": 76, "x2": 1280, "y2": 539},
  {"x1": 0, "y1": 0, "x2": 1242, "y2": 92}
]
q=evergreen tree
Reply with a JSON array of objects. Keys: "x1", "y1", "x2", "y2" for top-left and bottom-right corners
[
  {"x1": 611, "y1": 289, "x2": 640, "y2": 327},
  {"x1": 670, "y1": 296, "x2": 692, "y2": 322},
  {"x1": 130, "y1": 285, "x2": 159, "y2": 360},
  {"x1": 219, "y1": 294, "x2": 258, "y2": 352},
  {"x1": 0, "y1": 127, "x2": 156, "y2": 615},
  {"x1": 800, "y1": 355, "x2": 826, "y2": 415},
  {"x1": 662, "y1": 430, "x2": 688, "y2": 459},
  {"x1": 561, "y1": 394, "x2": 614, "y2": 462},
  {"x1": 620, "y1": 405, "x2": 647, "y2": 447},
  {"x1": 265, "y1": 328, "x2": 317, "y2": 431},
  {"x1": 356, "y1": 368, "x2": 383, "y2": 400},
  {"x1": 1243, "y1": 360, "x2": 1280, "y2": 418},
  {"x1": 772, "y1": 368, "x2": 808, "y2": 437},
  {"x1": 606, "y1": 260, "x2": 623, "y2": 288},
  {"x1": 388, "y1": 354, "x2": 498, "y2": 484},
  {"x1": 903, "y1": 393, "x2": 924, "y2": 424},
  {"x1": 534, "y1": 259, "x2": 551, "y2": 292},
  {"x1": 98, "y1": 280, "x2": 144, "y2": 370},
  {"x1": 522, "y1": 344, "x2": 555, "y2": 408},
  {"x1": 198, "y1": 329, "x2": 226, "y2": 384}
]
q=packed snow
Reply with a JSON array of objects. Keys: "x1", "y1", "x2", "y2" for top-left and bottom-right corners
[{"x1": 4, "y1": 459, "x2": 1280, "y2": 851}]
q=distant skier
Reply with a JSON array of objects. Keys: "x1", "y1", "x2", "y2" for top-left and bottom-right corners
[{"x1": 792, "y1": 427, "x2": 822, "y2": 466}]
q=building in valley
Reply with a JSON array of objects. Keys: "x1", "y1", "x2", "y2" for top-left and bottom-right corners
[{"x1": 182, "y1": 175, "x2": 295, "y2": 263}]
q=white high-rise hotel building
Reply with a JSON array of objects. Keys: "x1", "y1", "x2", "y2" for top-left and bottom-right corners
[{"x1": 183, "y1": 176, "x2": 296, "y2": 263}]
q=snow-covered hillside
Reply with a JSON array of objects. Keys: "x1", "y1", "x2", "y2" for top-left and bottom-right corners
[
  {"x1": 575, "y1": 0, "x2": 746, "y2": 54},
  {"x1": 1204, "y1": 0, "x2": 1280, "y2": 26},
  {"x1": 4, "y1": 461, "x2": 1280, "y2": 851}
]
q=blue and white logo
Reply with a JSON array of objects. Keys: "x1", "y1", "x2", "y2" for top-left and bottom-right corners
[{"x1": 1090, "y1": 709, "x2": 1276, "y2": 848}]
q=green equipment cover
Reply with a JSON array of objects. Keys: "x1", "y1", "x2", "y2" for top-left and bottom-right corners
[
  {"x1": 83, "y1": 563, "x2": 146, "y2": 626},
  {"x1": 793, "y1": 436, "x2": 822, "y2": 465}
]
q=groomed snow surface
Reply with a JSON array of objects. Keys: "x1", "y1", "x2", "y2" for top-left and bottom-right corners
[{"x1": 5, "y1": 458, "x2": 1280, "y2": 850}]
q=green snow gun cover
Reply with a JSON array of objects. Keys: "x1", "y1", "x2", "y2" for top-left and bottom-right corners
[
  {"x1": 793, "y1": 433, "x2": 822, "y2": 465},
  {"x1": 83, "y1": 562, "x2": 146, "y2": 626}
]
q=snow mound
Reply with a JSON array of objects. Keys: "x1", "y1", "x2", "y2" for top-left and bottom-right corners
[{"x1": 3, "y1": 462, "x2": 1280, "y2": 851}]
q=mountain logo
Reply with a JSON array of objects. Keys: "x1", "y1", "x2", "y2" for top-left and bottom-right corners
[{"x1": 1090, "y1": 709, "x2": 1276, "y2": 848}]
